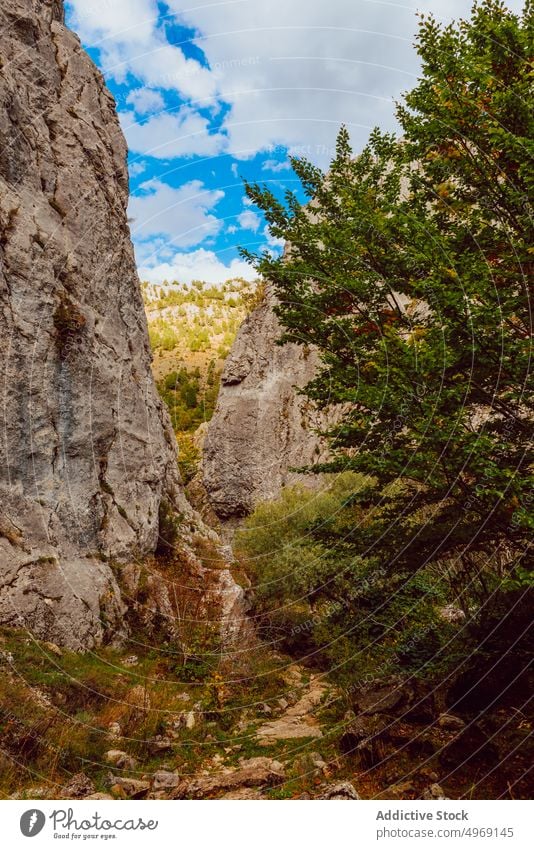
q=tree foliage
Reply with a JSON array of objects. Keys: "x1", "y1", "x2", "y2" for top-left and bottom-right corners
[{"x1": 241, "y1": 0, "x2": 533, "y2": 591}]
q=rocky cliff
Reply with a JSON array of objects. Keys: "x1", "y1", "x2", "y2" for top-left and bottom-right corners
[
  {"x1": 0, "y1": 0, "x2": 195, "y2": 648},
  {"x1": 202, "y1": 286, "x2": 328, "y2": 518}
]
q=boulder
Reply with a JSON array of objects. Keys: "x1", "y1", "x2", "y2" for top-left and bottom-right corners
[
  {"x1": 439, "y1": 724, "x2": 499, "y2": 769},
  {"x1": 320, "y1": 782, "x2": 361, "y2": 800},
  {"x1": 147, "y1": 736, "x2": 174, "y2": 754},
  {"x1": 221, "y1": 788, "x2": 264, "y2": 799},
  {"x1": 84, "y1": 793, "x2": 113, "y2": 800},
  {"x1": 152, "y1": 771, "x2": 182, "y2": 792},
  {"x1": 339, "y1": 714, "x2": 389, "y2": 756},
  {"x1": 422, "y1": 783, "x2": 449, "y2": 800},
  {"x1": 172, "y1": 757, "x2": 285, "y2": 799},
  {"x1": 62, "y1": 773, "x2": 95, "y2": 799},
  {"x1": 104, "y1": 750, "x2": 138, "y2": 771},
  {"x1": 438, "y1": 713, "x2": 466, "y2": 732},
  {"x1": 109, "y1": 777, "x2": 150, "y2": 799}
]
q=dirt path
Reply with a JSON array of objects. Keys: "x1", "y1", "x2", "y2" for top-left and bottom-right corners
[{"x1": 255, "y1": 673, "x2": 328, "y2": 742}]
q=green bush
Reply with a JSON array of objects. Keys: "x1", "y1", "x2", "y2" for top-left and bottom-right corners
[
  {"x1": 236, "y1": 475, "x2": 454, "y2": 686},
  {"x1": 177, "y1": 433, "x2": 201, "y2": 484},
  {"x1": 156, "y1": 364, "x2": 220, "y2": 438},
  {"x1": 148, "y1": 321, "x2": 180, "y2": 351},
  {"x1": 156, "y1": 499, "x2": 182, "y2": 557}
]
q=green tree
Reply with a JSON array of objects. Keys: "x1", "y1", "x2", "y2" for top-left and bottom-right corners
[{"x1": 241, "y1": 0, "x2": 533, "y2": 593}]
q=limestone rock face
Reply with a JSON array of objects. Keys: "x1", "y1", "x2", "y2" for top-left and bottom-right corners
[
  {"x1": 202, "y1": 286, "x2": 328, "y2": 518},
  {"x1": 0, "y1": 0, "x2": 191, "y2": 648}
]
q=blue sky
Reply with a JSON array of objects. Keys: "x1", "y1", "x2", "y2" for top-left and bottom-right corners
[{"x1": 65, "y1": 0, "x2": 523, "y2": 286}]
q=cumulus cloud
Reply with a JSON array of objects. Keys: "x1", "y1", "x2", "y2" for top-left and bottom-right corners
[
  {"x1": 68, "y1": 0, "x2": 157, "y2": 44},
  {"x1": 237, "y1": 210, "x2": 261, "y2": 232},
  {"x1": 128, "y1": 178, "x2": 224, "y2": 247},
  {"x1": 126, "y1": 87, "x2": 165, "y2": 115},
  {"x1": 119, "y1": 108, "x2": 226, "y2": 159},
  {"x1": 68, "y1": 0, "x2": 218, "y2": 103},
  {"x1": 69, "y1": 0, "x2": 526, "y2": 164},
  {"x1": 165, "y1": 0, "x2": 415, "y2": 160},
  {"x1": 165, "y1": 0, "x2": 525, "y2": 162},
  {"x1": 128, "y1": 161, "x2": 146, "y2": 177},
  {"x1": 138, "y1": 248, "x2": 257, "y2": 284},
  {"x1": 123, "y1": 42, "x2": 217, "y2": 102},
  {"x1": 262, "y1": 158, "x2": 291, "y2": 172}
]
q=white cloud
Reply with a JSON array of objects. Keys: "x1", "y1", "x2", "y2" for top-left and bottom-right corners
[
  {"x1": 237, "y1": 210, "x2": 261, "y2": 232},
  {"x1": 128, "y1": 161, "x2": 146, "y2": 177},
  {"x1": 128, "y1": 178, "x2": 224, "y2": 247},
  {"x1": 262, "y1": 158, "x2": 291, "y2": 172},
  {"x1": 138, "y1": 248, "x2": 257, "y2": 284},
  {"x1": 165, "y1": 0, "x2": 525, "y2": 162},
  {"x1": 69, "y1": 0, "x2": 158, "y2": 44},
  {"x1": 68, "y1": 0, "x2": 218, "y2": 103},
  {"x1": 126, "y1": 87, "x2": 165, "y2": 115},
  {"x1": 124, "y1": 42, "x2": 217, "y2": 102},
  {"x1": 227, "y1": 225, "x2": 238, "y2": 234},
  {"x1": 231, "y1": 162, "x2": 239, "y2": 178},
  {"x1": 134, "y1": 237, "x2": 175, "y2": 267},
  {"x1": 119, "y1": 108, "x2": 226, "y2": 159},
  {"x1": 69, "y1": 0, "x2": 526, "y2": 164}
]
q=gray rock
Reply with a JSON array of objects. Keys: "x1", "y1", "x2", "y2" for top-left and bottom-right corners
[
  {"x1": 0, "y1": 0, "x2": 198, "y2": 648},
  {"x1": 339, "y1": 713, "x2": 389, "y2": 755},
  {"x1": 109, "y1": 777, "x2": 150, "y2": 799},
  {"x1": 176, "y1": 693, "x2": 191, "y2": 702},
  {"x1": 422, "y1": 783, "x2": 449, "y2": 800},
  {"x1": 172, "y1": 757, "x2": 285, "y2": 799},
  {"x1": 11, "y1": 785, "x2": 51, "y2": 800},
  {"x1": 107, "y1": 722, "x2": 122, "y2": 741},
  {"x1": 355, "y1": 680, "x2": 406, "y2": 715},
  {"x1": 221, "y1": 788, "x2": 264, "y2": 799},
  {"x1": 321, "y1": 782, "x2": 361, "y2": 800},
  {"x1": 62, "y1": 772, "x2": 95, "y2": 799},
  {"x1": 104, "y1": 750, "x2": 138, "y2": 771},
  {"x1": 185, "y1": 711, "x2": 196, "y2": 730},
  {"x1": 256, "y1": 676, "x2": 327, "y2": 742},
  {"x1": 84, "y1": 793, "x2": 113, "y2": 800},
  {"x1": 147, "y1": 736, "x2": 174, "y2": 754},
  {"x1": 152, "y1": 770, "x2": 182, "y2": 792},
  {"x1": 439, "y1": 724, "x2": 499, "y2": 768},
  {"x1": 438, "y1": 604, "x2": 466, "y2": 624},
  {"x1": 438, "y1": 713, "x2": 466, "y2": 731},
  {"x1": 202, "y1": 285, "x2": 330, "y2": 517},
  {"x1": 293, "y1": 751, "x2": 327, "y2": 776}
]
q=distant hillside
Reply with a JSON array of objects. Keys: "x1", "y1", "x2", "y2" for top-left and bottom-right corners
[{"x1": 141, "y1": 278, "x2": 261, "y2": 481}]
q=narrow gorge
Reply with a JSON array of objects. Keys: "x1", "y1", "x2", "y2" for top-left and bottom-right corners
[
  {"x1": 0, "y1": 0, "x2": 531, "y2": 805},
  {"x1": 0, "y1": 0, "x2": 345, "y2": 801}
]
